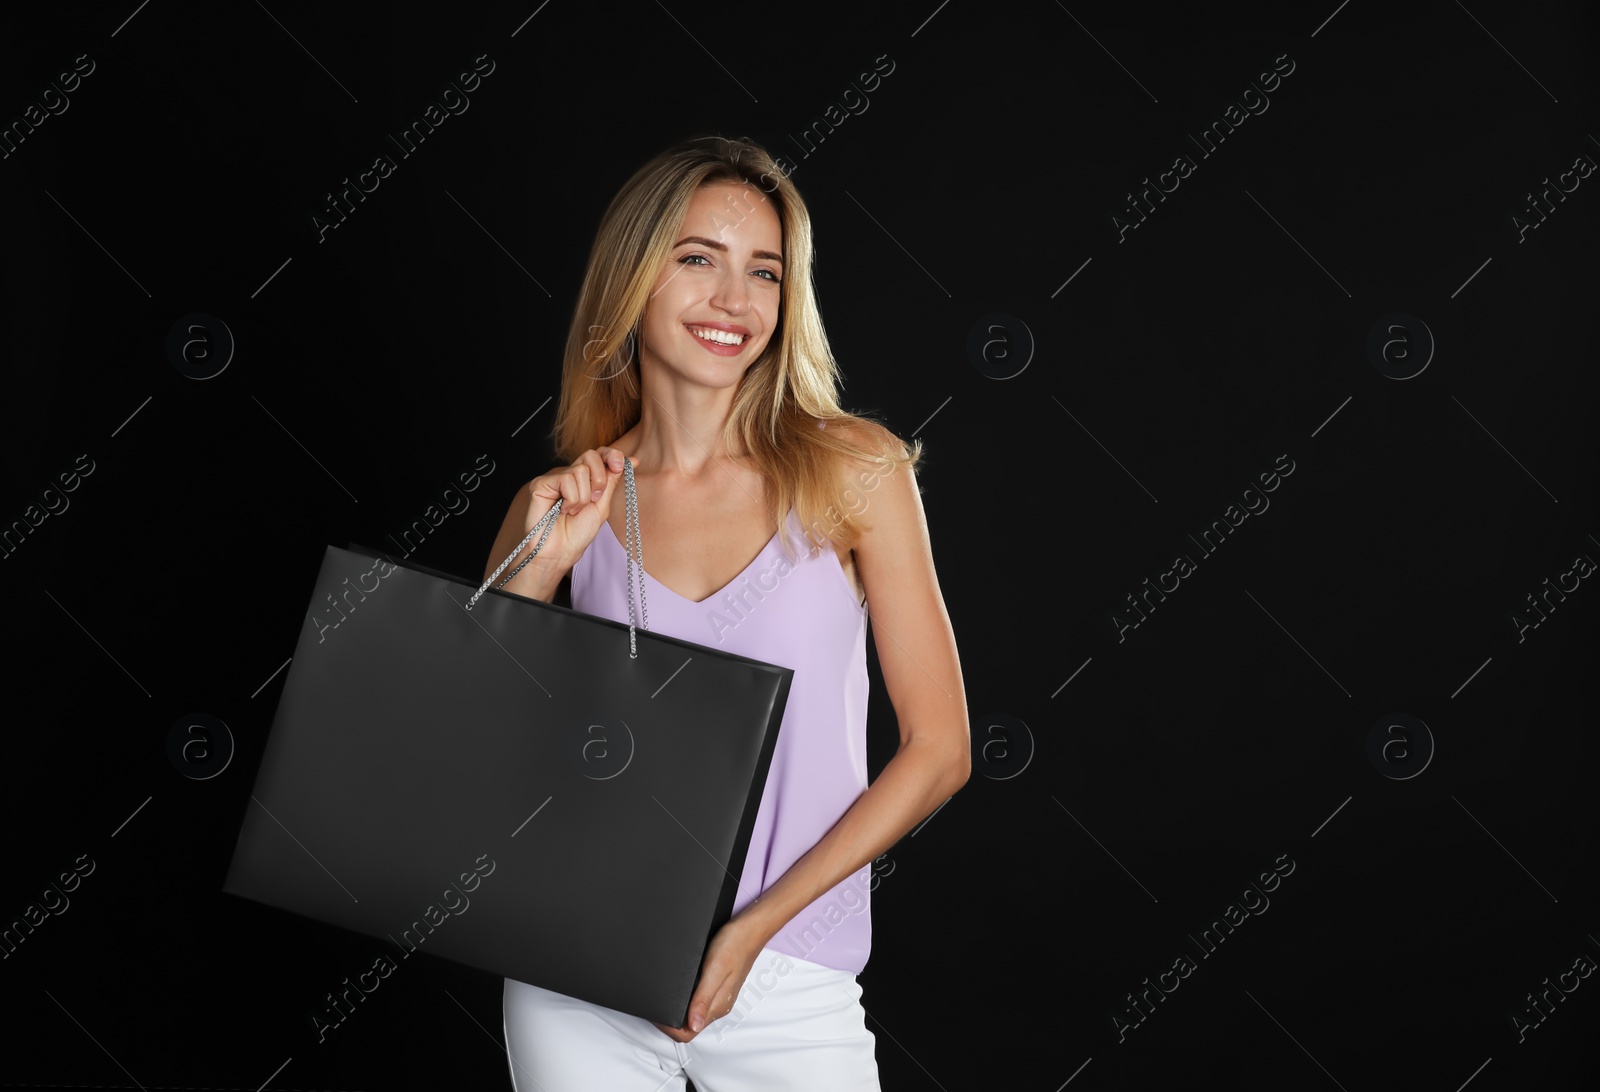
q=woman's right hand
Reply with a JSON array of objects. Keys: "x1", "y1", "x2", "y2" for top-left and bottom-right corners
[{"x1": 483, "y1": 446, "x2": 632, "y2": 600}]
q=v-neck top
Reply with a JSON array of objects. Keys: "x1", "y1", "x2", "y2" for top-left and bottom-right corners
[{"x1": 571, "y1": 506, "x2": 875, "y2": 974}]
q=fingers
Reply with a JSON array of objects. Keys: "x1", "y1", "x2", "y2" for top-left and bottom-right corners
[
  {"x1": 527, "y1": 468, "x2": 582, "y2": 520},
  {"x1": 568, "y1": 460, "x2": 595, "y2": 509},
  {"x1": 528, "y1": 448, "x2": 624, "y2": 525},
  {"x1": 684, "y1": 983, "x2": 737, "y2": 1035},
  {"x1": 568, "y1": 448, "x2": 628, "y2": 516},
  {"x1": 650, "y1": 985, "x2": 736, "y2": 1042},
  {"x1": 568, "y1": 453, "x2": 602, "y2": 515}
]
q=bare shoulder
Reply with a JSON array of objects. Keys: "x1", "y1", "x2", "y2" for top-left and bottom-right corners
[
  {"x1": 825, "y1": 416, "x2": 908, "y2": 464},
  {"x1": 822, "y1": 417, "x2": 924, "y2": 548},
  {"x1": 824, "y1": 418, "x2": 914, "y2": 496}
]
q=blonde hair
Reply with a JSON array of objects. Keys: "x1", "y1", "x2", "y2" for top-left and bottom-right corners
[{"x1": 551, "y1": 133, "x2": 922, "y2": 562}]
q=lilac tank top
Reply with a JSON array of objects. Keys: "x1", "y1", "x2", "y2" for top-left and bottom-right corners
[{"x1": 570, "y1": 506, "x2": 873, "y2": 974}]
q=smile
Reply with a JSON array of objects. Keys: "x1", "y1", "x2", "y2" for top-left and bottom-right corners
[{"x1": 685, "y1": 325, "x2": 748, "y2": 346}]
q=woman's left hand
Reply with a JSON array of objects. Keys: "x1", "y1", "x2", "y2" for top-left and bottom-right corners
[{"x1": 652, "y1": 915, "x2": 767, "y2": 1043}]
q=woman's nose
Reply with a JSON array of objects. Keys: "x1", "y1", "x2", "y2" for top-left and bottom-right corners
[{"x1": 710, "y1": 270, "x2": 750, "y2": 313}]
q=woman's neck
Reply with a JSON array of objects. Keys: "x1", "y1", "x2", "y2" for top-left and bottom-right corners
[{"x1": 625, "y1": 390, "x2": 748, "y2": 478}]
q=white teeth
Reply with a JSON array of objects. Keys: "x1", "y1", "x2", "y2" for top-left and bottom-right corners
[{"x1": 690, "y1": 326, "x2": 745, "y2": 345}]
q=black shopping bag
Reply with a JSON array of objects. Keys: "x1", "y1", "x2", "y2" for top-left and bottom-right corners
[{"x1": 223, "y1": 467, "x2": 792, "y2": 1028}]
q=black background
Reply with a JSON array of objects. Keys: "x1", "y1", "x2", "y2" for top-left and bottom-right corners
[{"x1": 2, "y1": 1, "x2": 1596, "y2": 1089}]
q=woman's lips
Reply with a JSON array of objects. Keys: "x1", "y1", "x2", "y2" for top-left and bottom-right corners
[{"x1": 685, "y1": 324, "x2": 748, "y2": 356}]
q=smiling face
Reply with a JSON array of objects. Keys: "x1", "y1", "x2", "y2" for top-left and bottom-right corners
[{"x1": 638, "y1": 180, "x2": 785, "y2": 393}]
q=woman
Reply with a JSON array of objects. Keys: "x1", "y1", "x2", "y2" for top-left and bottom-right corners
[{"x1": 483, "y1": 134, "x2": 968, "y2": 1091}]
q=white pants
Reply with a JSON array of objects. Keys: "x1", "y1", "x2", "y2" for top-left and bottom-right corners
[{"x1": 502, "y1": 946, "x2": 881, "y2": 1091}]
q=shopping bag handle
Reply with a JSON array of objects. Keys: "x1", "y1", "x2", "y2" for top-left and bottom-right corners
[{"x1": 466, "y1": 458, "x2": 649, "y2": 658}]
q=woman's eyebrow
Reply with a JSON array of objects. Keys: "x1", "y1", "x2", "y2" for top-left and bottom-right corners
[{"x1": 672, "y1": 235, "x2": 784, "y2": 264}]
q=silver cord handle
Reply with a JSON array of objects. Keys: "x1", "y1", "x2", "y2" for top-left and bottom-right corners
[
  {"x1": 621, "y1": 455, "x2": 647, "y2": 656},
  {"x1": 466, "y1": 459, "x2": 648, "y2": 658}
]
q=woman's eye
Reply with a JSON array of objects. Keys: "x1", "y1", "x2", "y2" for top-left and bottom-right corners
[{"x1": 678, "y1": 254, "x2": 781, "y2": 284}]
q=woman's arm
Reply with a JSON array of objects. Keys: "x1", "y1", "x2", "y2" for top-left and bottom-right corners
[
  {"x1": 733, "y1": 424, "x2": 970, "y2": 946},
  {"x1": 483, "y1": 483, "x2": 567, "y2": 602},
  {"x1": 481, "y1": 448, "x2": 628, "y2": 604}
]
